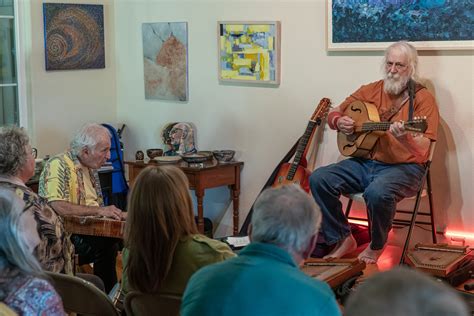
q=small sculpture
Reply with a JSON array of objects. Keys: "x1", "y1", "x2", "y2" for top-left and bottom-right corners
[
  {"x1": 135, "y1": 150, "x2": 145, "y2": 161},
  {"x1": 161, "y1": 122, "x2": 196, "y2": 156}
]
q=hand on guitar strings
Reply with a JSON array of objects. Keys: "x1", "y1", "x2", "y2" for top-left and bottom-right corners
[{"x1": 337, "y1": 116, "x2": 355, "y2": 135}]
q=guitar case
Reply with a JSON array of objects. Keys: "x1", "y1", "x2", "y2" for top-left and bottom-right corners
[{"x1": 239, "y1": 140, "x2": 299, "y2": 236}]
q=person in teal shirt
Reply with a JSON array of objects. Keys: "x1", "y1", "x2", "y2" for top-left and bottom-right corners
[{"x1": 181, "y1": 185, "x2": 341, "y2": 316}]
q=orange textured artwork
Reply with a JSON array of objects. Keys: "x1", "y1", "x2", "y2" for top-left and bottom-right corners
[{"x1": 142, "y1": 22, "x2": 188, "y2": 101}]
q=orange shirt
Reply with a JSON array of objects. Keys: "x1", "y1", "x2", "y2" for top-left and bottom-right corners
[{"x1": 339, "y1": 80, "x2": 439, "y2": 164}]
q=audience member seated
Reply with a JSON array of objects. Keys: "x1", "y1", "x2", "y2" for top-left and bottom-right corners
[
  {"x1": 0, "y1": 189, "x2": 66, "y2": 315},
  {"x1": 122, "y1": 165, "x2": 234, "y2": 296},
  {"x1": 0, "y1": 126, "x2": 73, "y2": 274},
  {"x1": 344, "y1": 267, "x2": 469, "y2": 316},
  {"x1": 39, "y1": 123, "x2": 125, "y2": 293},
  {"x1": 181, "y1": 185, "x2": 341, "y2": 316}
]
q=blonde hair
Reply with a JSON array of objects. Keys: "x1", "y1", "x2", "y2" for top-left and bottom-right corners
[{"x1": 125, "y1": 165, "x2": 198, "y2": 293}]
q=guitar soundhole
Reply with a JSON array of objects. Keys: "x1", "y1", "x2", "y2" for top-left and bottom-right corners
[
  {"x1": 343, "y1": 143, "x2": 356, "y2": 151},
  {"x1": 350, "y1": 105, "x2": 362, "y2": 113}
]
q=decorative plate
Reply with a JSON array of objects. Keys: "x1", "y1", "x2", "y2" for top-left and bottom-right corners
[{"x1": 154, "y1": 156, "x2": 182, "y2": 164}]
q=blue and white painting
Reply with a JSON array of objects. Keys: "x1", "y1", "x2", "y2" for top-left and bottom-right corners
[{"x1": 329, "y1": 0, "x2": 474, "y2": 50}]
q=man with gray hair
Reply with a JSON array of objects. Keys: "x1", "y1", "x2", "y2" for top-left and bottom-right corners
[
  {"x1": 181, "y1": 185, "x2": 341, "y2": 316},
  {"x1": 309, "y1": 41, "x2": 439, "y2": 263},
  {"x1": 39, "y1": 123, "x2": 124, "y2": 292}
]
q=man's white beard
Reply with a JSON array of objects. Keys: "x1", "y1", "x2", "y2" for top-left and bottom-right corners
[{"x1": 384, "y1": 72, "x2": 410, "y2": 95}]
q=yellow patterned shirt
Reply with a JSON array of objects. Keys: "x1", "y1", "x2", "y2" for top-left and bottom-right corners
[{"x1": 39, "y1": 151, "x2": 104, "y2": 207}]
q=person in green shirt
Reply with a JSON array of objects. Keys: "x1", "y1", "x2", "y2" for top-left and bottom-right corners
[{"x1": 122, "y1": 165, "x2": 234, "y2": 296}]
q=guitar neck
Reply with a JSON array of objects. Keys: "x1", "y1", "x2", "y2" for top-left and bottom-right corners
[
  {"x1": 288, "y1": 120, "x2": 319, "y2": 176},
  {"x1": 361, "y1": 121, "x2": 420, "y2": 132},
  {"x1": 361, "y1": 122, "x2": 391, "y2": 131}
]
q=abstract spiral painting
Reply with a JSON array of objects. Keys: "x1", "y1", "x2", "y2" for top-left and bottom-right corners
[
  {"x1": 142, "y1": 22, "x2": 188, "y2": 101},
  {"x1": 43, "y1": 3, "x2": 105, "y2": 70}
]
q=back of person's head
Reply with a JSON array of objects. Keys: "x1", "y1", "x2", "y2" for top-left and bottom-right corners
[
  {"x1": 345, "y1": 267, "x2": 469, "y2": 316},
  {"x1": 382, "y1": 41, "x2": 418, "y2": 79},
  {"x1": 251, "y1": 184, "x2": 321, "y2": 256},
  {"x1": 0, "y1": 189, "x2": 42, "y2": 277},
  {"x1": 70, "y1": 123, "x2": 110, "y2": 156},
  {"x1": 125, "y1": 165, "x2": 198, "y2": 293},
  {"x1": 0, "y1": 126, "x2": 30, "y2": 177}
]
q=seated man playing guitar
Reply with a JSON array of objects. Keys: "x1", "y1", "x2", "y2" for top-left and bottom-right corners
[{"x1": 309, "y1": 41, "x2": 439, "y2": 264}]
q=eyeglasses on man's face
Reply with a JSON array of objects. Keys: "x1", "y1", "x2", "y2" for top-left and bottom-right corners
[{"x1": 385, "y1": 61, "x2": 408, "y2": 71}]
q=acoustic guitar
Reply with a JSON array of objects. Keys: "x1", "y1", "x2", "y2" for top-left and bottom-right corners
[
  {"x1": 337, "y1": 100, "x2": 427, "y2": 157},
  {"x1": 272, "y1": 98, "x2": 331, "y2": 192}
]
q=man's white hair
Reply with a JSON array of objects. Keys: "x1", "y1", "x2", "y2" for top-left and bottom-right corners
[
  {"x1": 381, "y1": 41, "x2": 418, "y2": 80},
  {"x1": 70, "y1": 123, "x2": 110, "y2": 157}
]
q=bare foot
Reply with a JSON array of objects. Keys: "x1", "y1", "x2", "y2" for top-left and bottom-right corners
[
  {"x1": 358, "y1": 244, "x2": 385, "y2": 264},
  {"x1": 324, "y1": 234, "x2": 357, "y2": 259}
]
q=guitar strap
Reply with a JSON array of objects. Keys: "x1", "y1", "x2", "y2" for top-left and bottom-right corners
[
  {"x1": 408, "y1": 79, "x2": 415, "y2": 121},
  {"x1": 381, "y1": 80, "x2": 424, "y2": 122}
]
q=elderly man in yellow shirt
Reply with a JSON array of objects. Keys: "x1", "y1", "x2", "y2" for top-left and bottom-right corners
[{"x1": 39, "y1": 123, "x2": 125, "y2": 293}]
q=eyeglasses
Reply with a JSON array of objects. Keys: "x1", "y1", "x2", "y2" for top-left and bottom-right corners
[{"x1": 385, "y1": 61, "x2": 408, "y2": 71}]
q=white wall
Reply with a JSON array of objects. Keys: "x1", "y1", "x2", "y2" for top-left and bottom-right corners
[
  {"x1": 113, "y1": 0, "x2": 473, "y2": 237},
  {"x1": 21, "y1": 0, "x2": 472, "y2": 237},
  {"x1": 20, "y1": 0, "x2": 117, "y2": 157}
]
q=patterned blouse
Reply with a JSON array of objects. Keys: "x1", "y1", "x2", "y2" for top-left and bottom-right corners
[
  {"x1": 0, "y1": 181, "x2": 74, "y2": 275},
  {"x1": 39, "y1": 151, "x2": 104, "y2": 207},
  {"x1": 0, "y1": 270, "x2": 65, "y2": 316}
]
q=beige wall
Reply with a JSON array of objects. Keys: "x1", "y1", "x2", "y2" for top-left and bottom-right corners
[
  {"x1": 20, "y1": 0, "x2": 117, "y2": 157},
  {"x1": 114, "y1": 0, "x2": 473, "y2": 237},
  {"x1": 22, "y1": 0, "x2": 472, "y2": 237}
]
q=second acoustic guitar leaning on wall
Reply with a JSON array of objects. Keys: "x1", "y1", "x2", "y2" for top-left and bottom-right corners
[{"x1": 272, "y1": 97, "x2": 331, "y2": 192}]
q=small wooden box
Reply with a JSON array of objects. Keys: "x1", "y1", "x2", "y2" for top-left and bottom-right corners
[{"x1": 301, "y1": 258, "x2": 366, "y2": 289}]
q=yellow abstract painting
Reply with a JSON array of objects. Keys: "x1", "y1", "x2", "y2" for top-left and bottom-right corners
[{"x1": 218, "y1": 21, "x2": 280, "y2": 85}]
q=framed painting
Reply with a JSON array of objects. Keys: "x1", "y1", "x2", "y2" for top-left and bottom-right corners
[
  {"x1": 142, "y1": 22, "x2": 188, "y2": 101},
  {"x1": 327, "y1": 0, "x2": 474, "y2": 51},
  {"x1": 43, "y1": 3, "x2": 105, "y2": 70},
  {"x1": 218, "y1": 21, "x2": 281, "y2": 85}
]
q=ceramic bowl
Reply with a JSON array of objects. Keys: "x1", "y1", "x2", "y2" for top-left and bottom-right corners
[
  {"x1": 180, "y1": 151, "x2": 213, "y2": 163},
  {"x1": 212, "y1": 150, "x2": 235, "y2": 163},
  {"x1": 146, "y1": 148, "x2": 163, "y2": 159}
]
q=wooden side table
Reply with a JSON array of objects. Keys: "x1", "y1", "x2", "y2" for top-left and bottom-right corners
[{"x1": 125, "y1": 160, "x2": 244, "y2": 235}]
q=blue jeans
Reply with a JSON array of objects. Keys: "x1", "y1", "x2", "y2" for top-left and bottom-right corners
[{"x1": 309, "y1": 158, "x2": 425, "y2": 250}]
